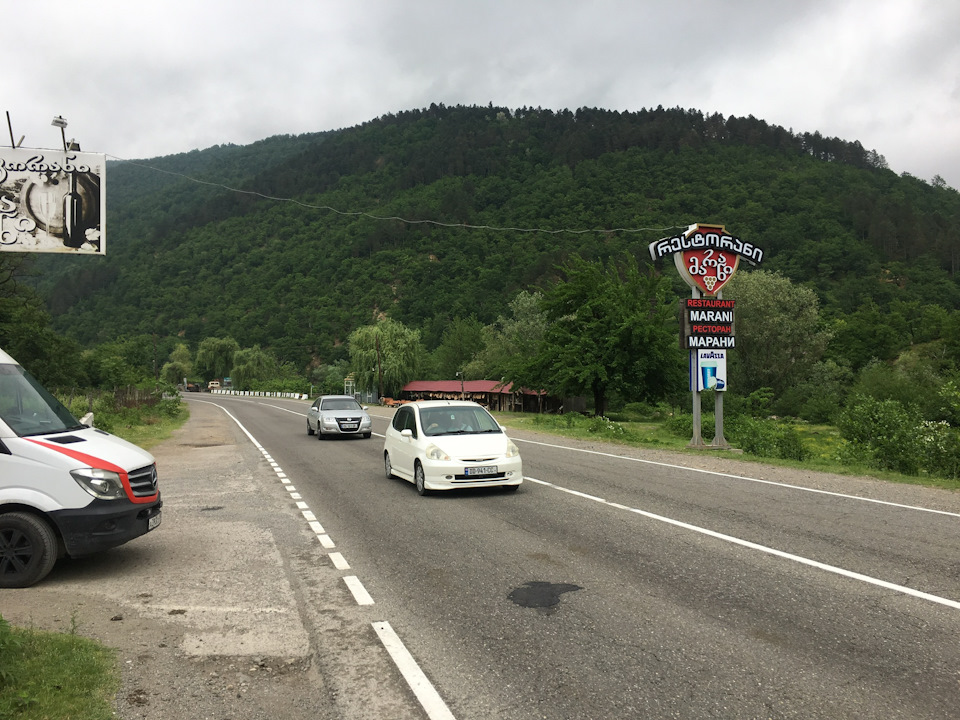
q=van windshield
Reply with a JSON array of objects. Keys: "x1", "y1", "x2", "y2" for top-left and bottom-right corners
[{"x1": 0, "y1": 363, "x2": 84, "y2": 437}]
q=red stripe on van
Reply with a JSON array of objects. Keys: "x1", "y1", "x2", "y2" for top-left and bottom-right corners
[{"x1": 25, "y1": 439, "x2": 157, "y2": 503}]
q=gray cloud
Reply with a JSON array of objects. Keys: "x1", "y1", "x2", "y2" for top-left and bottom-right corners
[{"x1": 9, "y1": 0, "x2": 959, "y2": 189}]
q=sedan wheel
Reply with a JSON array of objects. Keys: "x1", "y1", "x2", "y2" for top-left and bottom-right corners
[
  {"x1": 307, "y1": 420, "x2": 315, "y2": 436},
  {"x1": 414, "y1": 462, "x2": 429, "y2": 496}
]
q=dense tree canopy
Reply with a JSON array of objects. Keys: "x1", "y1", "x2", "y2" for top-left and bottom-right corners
[
  {"x1": 516, "y1": 253, "x2": 682, "y2": 416},
  {"x1": 724, "y1": 270, "x2": 831, "y2": 396}
]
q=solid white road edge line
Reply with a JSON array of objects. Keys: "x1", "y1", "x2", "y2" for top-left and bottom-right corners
[
  {"x1": 514, "y1": 437, "x2": 960, "y2": 518},
  {"x1": 526, "y1": 476, "x2": 960, "y2": 611},
  {"x1": 373, "y1": 621, "x2": 458, "y2": 720}
]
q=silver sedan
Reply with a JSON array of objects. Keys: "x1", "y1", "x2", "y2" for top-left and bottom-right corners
[{"x1": 306, "y1": 395, "x2": 372, "y2": 439}]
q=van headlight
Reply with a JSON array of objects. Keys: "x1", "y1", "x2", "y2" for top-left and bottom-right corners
[
  {"x1": 71, "y1": 468, "x2": 126, "y2": 500},
  {"x1": 506, "y1": 441, "x2": 520, "y2": 458}
]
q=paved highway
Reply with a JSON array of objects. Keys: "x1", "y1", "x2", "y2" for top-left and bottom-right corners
[{"x1": 191, "y1": 393, "x2": 960, "y2": 719}]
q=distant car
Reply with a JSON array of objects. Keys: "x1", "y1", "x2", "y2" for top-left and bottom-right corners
[
  {"x1": 383, "y1": 400, "x2": 522, "y2": 495},
  {"x1": 307, "y1": 395, "x2": 372, "y2": 439}
]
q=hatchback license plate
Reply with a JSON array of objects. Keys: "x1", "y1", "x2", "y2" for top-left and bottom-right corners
[
  {"x1": 465, "y1": 466, "x2": 497, "y2": 476},
  {"x1": 148, "y1": 512, "x2": 162, "y2": 531}
]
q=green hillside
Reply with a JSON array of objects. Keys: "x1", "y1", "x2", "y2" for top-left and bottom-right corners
[{"x1": 28, "y1": 104, "x2": 960, "y2": 371}]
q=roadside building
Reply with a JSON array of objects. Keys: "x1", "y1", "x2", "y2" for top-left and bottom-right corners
[{"x1": 397, "y1": 380, "x2": 562, "y2": 413}]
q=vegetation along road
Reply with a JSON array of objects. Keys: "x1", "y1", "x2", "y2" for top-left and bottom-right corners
[
  {"x1": 199, "y1": 395, "x2": 960, "y2": 718},
  {"x1": 8, "y1": 394, "x2": 960, "y2": 719}
]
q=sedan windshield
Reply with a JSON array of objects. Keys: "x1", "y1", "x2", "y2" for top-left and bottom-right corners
[
  {"x1": 320, "y1": 398, "x2": 362, "y2": 412},
  {"x1": 0, "y1": 363, "x2": 84, "y2": 437},
  {"x1": 420, "y1": 407, "x2": 502, "y2": 436}
]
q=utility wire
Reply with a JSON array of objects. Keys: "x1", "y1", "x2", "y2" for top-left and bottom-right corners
[{"x1": 107, "y1": 155, "x2": 683, "y2": 237}]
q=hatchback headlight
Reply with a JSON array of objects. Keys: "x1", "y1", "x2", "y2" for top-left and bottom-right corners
[
  {"x1": 425, "y1": 444, "x2": 450, "y2": 461},
  {"x1": 71, "y1": 467, "x2": 126, "y2": 500},
  {"x1": 505, "y1": 441, "x2": 520, "y2": 458}
]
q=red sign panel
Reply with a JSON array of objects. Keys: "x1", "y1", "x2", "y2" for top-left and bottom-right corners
[{"x1": 676, "y1": 247, "x2": 740, "y2": 297}]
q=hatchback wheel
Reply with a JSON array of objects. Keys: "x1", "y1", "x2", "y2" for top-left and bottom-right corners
[
  {"x1": 414, "y1": 462, "x2": 429, "y2": 496},
  {"x1": 384, "y1": 452, "x2": 396, "y2": 479}
]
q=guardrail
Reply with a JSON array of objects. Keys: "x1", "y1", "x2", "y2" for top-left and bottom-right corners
[{"x1": 207, "y1": 389, "x2": 310, "y2": 399}]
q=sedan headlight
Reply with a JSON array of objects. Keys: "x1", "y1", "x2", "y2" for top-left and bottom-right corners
[
  {"x1": 71, "y1": 467, "x2": 126, "y2": 500},
  {"x1": 505, "y1": 441, "x2": 520, "y2": 458},
  {"x1": 425, "y1": 444, "x2": 451, "y2": 461},
  {"x1": 321, "y1": 417, "x2": 337, "y2": 426}
]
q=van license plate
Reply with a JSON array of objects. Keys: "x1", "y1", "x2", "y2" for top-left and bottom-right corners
[
  {"x1": 148, "y1": 512, "x2": 162, "y2": 531},
  {"x1": 465, "y1": 466, "x2": 497, "y2": 476}
]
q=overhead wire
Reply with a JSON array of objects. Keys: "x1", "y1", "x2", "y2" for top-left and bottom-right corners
[{"x1": 107, "y1": 154, "x2": 683, "y2": 237}]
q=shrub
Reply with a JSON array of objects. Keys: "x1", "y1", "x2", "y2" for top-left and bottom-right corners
[
  {"x1": 725, "y1": 415, "x2": 810, "y2": 461},
  {"x1": 836, "y1": 396, "x2": 923, "y2": 474},
  {"x1": 615, "y1": 402, "x2": 673, "y2": 422},
  {"x1": 664, "y1": 412, "x2": 714, "y2": 441}
]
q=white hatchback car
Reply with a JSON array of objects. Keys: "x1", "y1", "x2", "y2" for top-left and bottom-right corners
[{"x1": 383, "y1": 400, "x2": 522, "y2": 495}]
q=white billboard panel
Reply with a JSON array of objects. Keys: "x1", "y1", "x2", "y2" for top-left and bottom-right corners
[
  {"x1": 696, "y1": 349, "x2": 728, "y2": 392},
  {"x1": 0, "y1": 147, "x2": 106, "y2": 254}
]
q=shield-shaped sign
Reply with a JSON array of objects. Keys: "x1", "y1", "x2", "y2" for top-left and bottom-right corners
[{"x1": 674, "y1": 245, "x2": 740, "y2": 296}]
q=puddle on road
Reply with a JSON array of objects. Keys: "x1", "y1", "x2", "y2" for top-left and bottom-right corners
[{"x1": 508, "y1": 581, "x2": 582, "y2": 614}]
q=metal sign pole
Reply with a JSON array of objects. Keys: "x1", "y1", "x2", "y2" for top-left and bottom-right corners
[
  {"x1": 710, "y1": 289, "x2": 728, "y2": 448},
  {"x1": 689, "y1": 287, "x2": 704, "y2": 447}
]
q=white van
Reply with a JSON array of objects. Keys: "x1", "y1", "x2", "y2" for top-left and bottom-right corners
[{"x1": 0, "y1": 347, "x2": 162, "y2": 587}]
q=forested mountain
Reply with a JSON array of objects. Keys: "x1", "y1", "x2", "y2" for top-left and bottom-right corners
[{"x1": 26, "y1": 104, "x2": 960, "y2": 370}]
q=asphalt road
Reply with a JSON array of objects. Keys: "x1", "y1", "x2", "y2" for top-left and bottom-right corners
[{"x1": 188, "y1": 394, "x2": 960, "y2": 720}]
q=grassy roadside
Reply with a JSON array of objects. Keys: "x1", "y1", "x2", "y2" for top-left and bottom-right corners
[
  {"x1": 496, "y1": 411, "x2": 960, "y2": 492},
  {"x1": 0, "y1": 616, "x2": 118, "y2": 719},
  {"x1": 0, "y1": 405, "x2": 191, "y2": 719}
]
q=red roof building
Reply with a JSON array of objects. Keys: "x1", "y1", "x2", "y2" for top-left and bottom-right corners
[{"x1": 399, "y1": 380, "x2": 554, "y2": 412}]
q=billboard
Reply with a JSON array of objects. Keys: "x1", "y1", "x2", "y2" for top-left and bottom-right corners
[
  {"x1": 0, "y1": 147, "x2": 106, "y2": 254},
  {"x1": 694, "y1": 349, "x2": 728, "y2": 392}
]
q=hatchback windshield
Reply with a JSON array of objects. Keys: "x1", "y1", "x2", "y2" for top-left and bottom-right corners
[
  {"x1": 420, "y1": 406, "x2": 502, "y2": 436},
  {"x1": 0, "y1": 363, "x2": 83, "y2": 437}
]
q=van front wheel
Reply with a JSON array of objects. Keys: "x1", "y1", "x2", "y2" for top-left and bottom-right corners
[{"x1": 0, "y1": 512, "x2": 59, "y2": 588}]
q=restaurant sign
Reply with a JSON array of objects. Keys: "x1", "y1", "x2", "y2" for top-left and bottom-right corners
[
  {"x1": 0, "y1": 147, "x2": 106, "y2": 254},
  {"x1": 648, "y1": 223, "x2": 762, "y2": 296}
]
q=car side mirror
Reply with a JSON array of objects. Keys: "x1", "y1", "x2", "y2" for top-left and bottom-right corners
[{"x1": 400, "y1": 429, "x2": 413, "y2": 438}]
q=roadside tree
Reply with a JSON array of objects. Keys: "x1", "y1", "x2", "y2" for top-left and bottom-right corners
[
  {"x1": 724, "y1": 270, "x2": 831, "y2": 399},
  {"x1": 349, "y1": 317, "x2": 425, "y2": 397},
  {"x1": 196, "y1": 336, "x2": 240, "y2": 381},
  {"x1": 515, "y1": 253, "x2": 682, "y2": 417}
]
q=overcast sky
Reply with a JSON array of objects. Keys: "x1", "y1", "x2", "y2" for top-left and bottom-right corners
[{"x1": 10, "y1": 0, "x2": 960, "y2": 192}]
